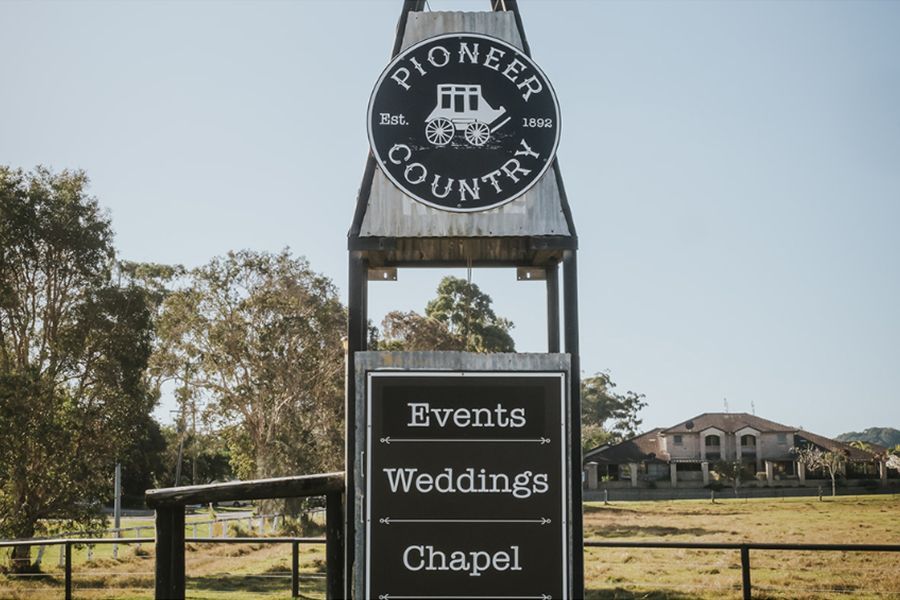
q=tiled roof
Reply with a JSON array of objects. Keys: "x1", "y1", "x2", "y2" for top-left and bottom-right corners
[
  {"x1": 583, "y1": 414, "x2": 889, "y2": 466},
  {"x1": 584, "y1": 428, "x2": 668, "y2": 464},
  {"x1": 795, "y1": 430, "x2": 888, "y2": 462},
  {"x1": 660, "y1": 412, "x2": 796, "y2": 434}
]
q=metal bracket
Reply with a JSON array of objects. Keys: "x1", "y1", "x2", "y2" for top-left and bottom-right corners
[
  {"x1": 368, "y1": 267, "x2": 398, "y2": 281},
  {"x1": 517, "y1": 266, "x2": 547, "y2": 281}
]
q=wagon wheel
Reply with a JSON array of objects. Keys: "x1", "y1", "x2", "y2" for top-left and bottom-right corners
[
  {"x1": 464, "y1": 121, "x2": 490, "y2": 146},
  {"x1": 425, "y1": 118, "x2": 454, "y2": 146}
]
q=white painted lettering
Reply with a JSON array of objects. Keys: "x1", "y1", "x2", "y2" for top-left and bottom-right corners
[
  {"x1": 517, "y1": 74, "x2": 544, "y2": 101},
  {"x1": 483, "y1": 46, "x2": 506, "y2": 71},
  {"x1": 427, "y1": 45, "x2": 451, "y2": 68},
  {"x1": 458, "y1": 42, "x2": 479, "y2": 64}
]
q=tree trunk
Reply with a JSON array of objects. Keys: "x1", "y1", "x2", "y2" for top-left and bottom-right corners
[
  {"x1": 8, "y1": 522, "x2": 35, "y2": 573},
  {"x1": 831, "y1": 472, "x2": 837, "y2": 497}
]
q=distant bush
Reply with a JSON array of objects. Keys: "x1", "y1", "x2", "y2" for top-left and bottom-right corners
[{"x1": 229, "y1": 521, "x2": 253, "y2": 538}]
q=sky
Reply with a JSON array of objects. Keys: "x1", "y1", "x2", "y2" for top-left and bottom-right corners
[{"x1": 1, "y1": 0, "x2": 898, "y2": 437}]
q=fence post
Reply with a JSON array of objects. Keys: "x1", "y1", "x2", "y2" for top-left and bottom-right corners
[
  {"x1": 325, "y1": 491, "x2": 345, "y2": 600},
  {"x1": 155, "y1": 505, "x2": 186, "y2": 600},
  {"x1": 292, "y1": 540, "x2": 300, "y2": 598},
  {"x1": 740, "y1": 545, "x2": 751, "y2": 600},
  {"x1": 64, "y1": 542, "x2": 72, "y2": 600}
]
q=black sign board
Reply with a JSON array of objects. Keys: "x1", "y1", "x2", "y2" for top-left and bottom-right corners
[
  {"x1": 364, "y1": 371, "x2": 569, "y2": 599},
  {"x1": 367, "y1": 33, "x2": 561, "y2": 212}
]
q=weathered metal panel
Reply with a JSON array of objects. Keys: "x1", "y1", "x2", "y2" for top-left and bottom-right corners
[
  {"x1": 361, "y1": 168, "x2": 570, "y2": 238},
  {"x1": 402, "y1": 11, "x2": 524, "y2": 51},
  {"x1": 358, "y1": 12, "x2": 571, "y2": 239}
]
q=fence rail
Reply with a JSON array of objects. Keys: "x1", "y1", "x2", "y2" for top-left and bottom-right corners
[
  {"x1": 0, "y1": 535, "x2": 325, "y2": 600},
  {"x1": 145, "y1": 471, "x2": 344, "y2": 599},
  {"x1": 584, "y1": 540, "x2": 900, "y2": 599},
  {"x1": 6, "y1": 536, "x2": 899, "y2": 599}
]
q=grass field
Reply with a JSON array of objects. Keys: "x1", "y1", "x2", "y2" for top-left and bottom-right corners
[
  {"x1": 1, "y1": 494, "x2": 898, "y2": 599},
  {"x1": 583, "y1": 493, "x2": 900, "y2": 599}
]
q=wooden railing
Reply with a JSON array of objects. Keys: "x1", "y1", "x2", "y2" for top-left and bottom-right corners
[{"x1": 145, "y1": 472, "x2": 345, "y2": 600}]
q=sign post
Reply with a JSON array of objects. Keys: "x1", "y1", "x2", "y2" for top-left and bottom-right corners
[{"x1": 347, "y1": 3, "x2": 582, "y2": 597}]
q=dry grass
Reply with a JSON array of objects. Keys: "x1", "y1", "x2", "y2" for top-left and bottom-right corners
[
  {"x1": 0, "y1": 539, "x2": 326, "y2": 599},
  {"x1": 1, "y1": 494, "x2": 897, "y2": 599},
  {"x1": 584, "y1": 493, "x2": 900, "y2": 599}
]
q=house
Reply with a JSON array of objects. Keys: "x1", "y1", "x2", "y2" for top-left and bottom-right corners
[{"x1": 583, "y1": 412, "x2": 893, "y2": 490}]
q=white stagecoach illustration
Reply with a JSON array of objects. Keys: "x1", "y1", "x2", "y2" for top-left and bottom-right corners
[{"x1": 424, "y1": 84, "x2": 510, "y2": 147}]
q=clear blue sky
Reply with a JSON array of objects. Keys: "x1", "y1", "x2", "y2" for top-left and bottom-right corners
[{"x1": 1, "y1": 0, "x2": 898, "y2": 437}]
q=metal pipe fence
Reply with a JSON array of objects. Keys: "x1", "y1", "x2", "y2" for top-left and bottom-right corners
[
  {"x1": 584, "y1": 540, "x2": 900, "y2": 599},
  {"x1": 0, "y1": 535, "x2": 325, "y2": 600}
]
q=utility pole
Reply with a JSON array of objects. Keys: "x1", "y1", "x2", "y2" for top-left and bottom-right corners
[
  {"x1": 173, "y1": 361, "x2": 191, "y2": 486},
  {"x1": 113, "y1": 462, "x2": 122, "y2": 559},
  {"x1": 174, "y1": 426, "x2": 185, "y2": 486},
  {"x1": 191, "y1": 400, "x2": 198, "y2": 486},
  {"x1": 114, "y1": 462, "x2": 122, "y2": 531}
]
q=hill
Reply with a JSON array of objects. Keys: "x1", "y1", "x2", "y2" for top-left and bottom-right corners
[{"x1": 836, "y1": 427, "x2": 900, "y2": 448}]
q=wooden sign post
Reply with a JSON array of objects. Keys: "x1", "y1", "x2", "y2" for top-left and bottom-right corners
[{"x1": 347, "y1": 2, "x2": 582, "y2": 598}]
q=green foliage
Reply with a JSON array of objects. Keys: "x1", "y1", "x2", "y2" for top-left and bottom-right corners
[
  {"x1": 377, "y1": 310, "x2": 464, "y2": 351},
  {"x1": 580, "y1": 372, "x2": 646, "y2": 451},
  {"x1": 423, "y1": 276, "x2": 515, "y2": 352},
  {"x1": 0, "y1": 166, "x2": 156, "y2": 570},
  {"x1": 159, "y1": 424, "x2": 234, "y2": 488},
  {"x1": 711, "y1": 460, "x2": 746, "y2": 494},
  {"x1": 581, "y1": 424, "x2": 618, "y2": 454},
  {"x1": 836, "y1": 427, "x2": 900, "y2": 448},
  {"x1": 376, "y1": 276, "x2": 514, "y2": 352},
  {"x1": 119, "y1": 414, "x2": 168, "y2": 506},
  {"x1": 155, "y1": 249, "x2": 346, "y2": 483}
]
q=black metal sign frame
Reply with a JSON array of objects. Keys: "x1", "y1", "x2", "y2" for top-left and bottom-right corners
[{"x1": 363, "y1": 370, "x2": 570, "y2": 599}]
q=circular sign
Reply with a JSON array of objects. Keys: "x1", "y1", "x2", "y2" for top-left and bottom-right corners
[{"x1": 367, "y1": 33, "x2": 561, "y2": 212}]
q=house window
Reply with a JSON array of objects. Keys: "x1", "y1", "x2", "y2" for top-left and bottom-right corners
[
  {"x1": 673, "y1": 435, "x2": 683, "y2": 446},
  {"x1": 777, "y1": 433, "x2": 787, "y2": 445},
  {"x1": 741, "y1": 435, "x2": 756, "y2": 447},
  {"x1": 705, "y1": 435, "x2": 720, "y2": 447}
]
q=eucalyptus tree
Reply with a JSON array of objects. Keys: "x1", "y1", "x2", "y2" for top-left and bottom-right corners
[
  {"x1": 0, "y1": 167, "x2": 156, "y2": 571},
  {"x1": 424, "y1": 276, "x2": 515, "y2": 352},
  {"x1": 156, "y1": 250, "x2": 346, "y2": 483},
  {"x1": 378, "y1": 310, "x2": 464, "y2": 351},
  {"x1": 580, "y1": 372, "x2": 647, "y2": 452}
]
